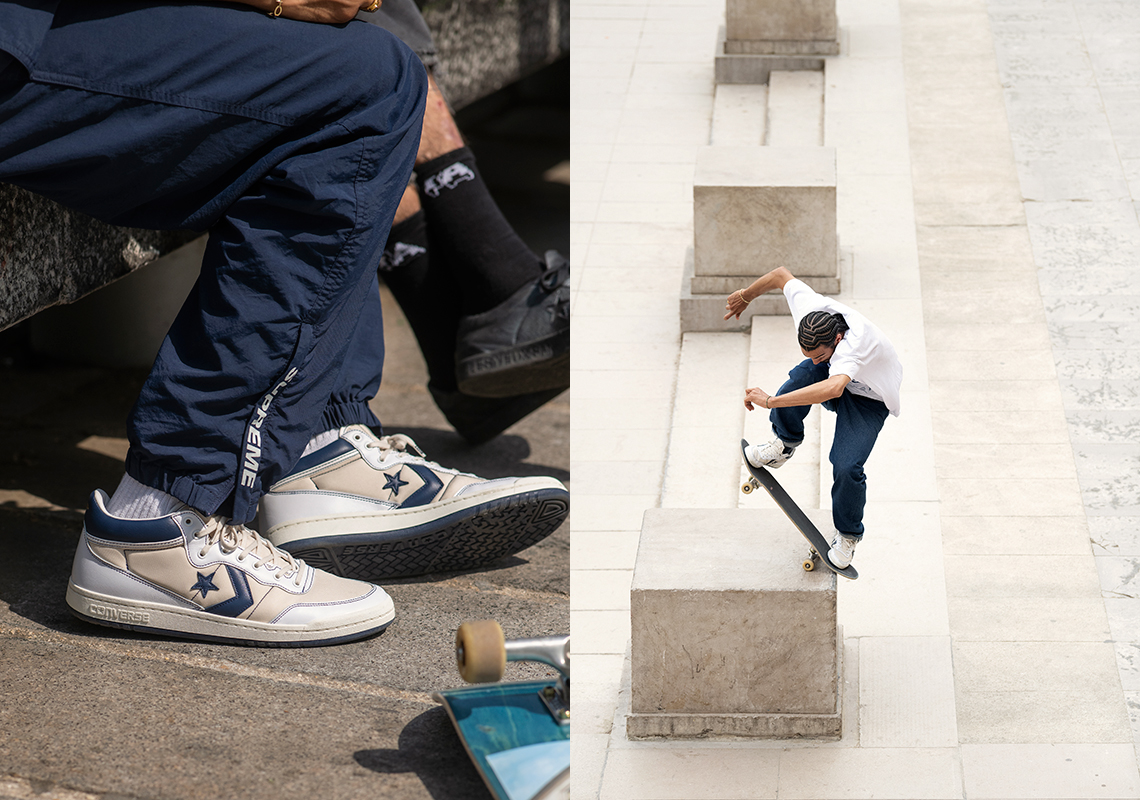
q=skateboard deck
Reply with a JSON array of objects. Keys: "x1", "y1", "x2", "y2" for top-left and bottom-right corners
[
  {"x1": 434, "y1": 682, "x2": 569, "y2": 800},
  {"x1": 434, "y1": 621, "x2": 570, "y2": 800},
  {"x1": 740, "y1": 438, "x2": 858, "y2": 580}
]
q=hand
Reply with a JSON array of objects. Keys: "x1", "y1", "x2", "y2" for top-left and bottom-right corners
[
  {"x1": 744, "y1": 387, "x2": 771, "y2": 411},
  {"x1": 256, "y1": 0, "x2": 378, "y2": 24},
  {"x1": 724, "y1": 289, "x2": 749, "y2": 321}
]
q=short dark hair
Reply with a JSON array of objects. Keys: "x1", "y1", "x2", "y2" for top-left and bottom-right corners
[{"x1": 798, "y1": 311, "x2": 849, "y2": 350}]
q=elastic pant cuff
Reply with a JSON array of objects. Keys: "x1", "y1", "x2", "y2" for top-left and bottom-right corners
[{"x1": 320, "y1": 402, "x2": 381, "y2": 433}]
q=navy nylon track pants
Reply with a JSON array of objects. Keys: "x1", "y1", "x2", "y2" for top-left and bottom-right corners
[{"x1": 0, "y1": 2, "x2": 427, "y2": 522}]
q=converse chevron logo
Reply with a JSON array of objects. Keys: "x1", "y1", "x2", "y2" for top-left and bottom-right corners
[{"x1": 422, "y1": 162, "x2": 474, "y2": 197}]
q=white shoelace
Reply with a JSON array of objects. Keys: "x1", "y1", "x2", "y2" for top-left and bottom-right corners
[
  {"x1": 194, "y1": 516, "x2": 304, "y2": 587},
  {"x1": 362, "y1": 432, "x2": 479, "y2": 480}
]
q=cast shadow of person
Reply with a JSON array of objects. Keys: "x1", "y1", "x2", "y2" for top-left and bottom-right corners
[{"x1": 355, "y1": 706, "x2": 491, "y2": 799}]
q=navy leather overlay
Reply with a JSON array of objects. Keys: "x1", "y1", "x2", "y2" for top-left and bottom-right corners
[
  {"x1": 85, "y1": 491, "x2": 185, "y2": 543},
  {"x1": 204, "y1": 566, "x2": 254, "y2": 617},
  {"x1": 288, "y1": 439, "x2": 356, "y2": 476},
  {"x1": 400, "y1": 463, "x2": 444, "y2": 507}
]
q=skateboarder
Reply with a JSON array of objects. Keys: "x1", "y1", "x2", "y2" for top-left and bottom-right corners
[{"x1": 724, "y1": 267, "x2": 902, "y2": 570}]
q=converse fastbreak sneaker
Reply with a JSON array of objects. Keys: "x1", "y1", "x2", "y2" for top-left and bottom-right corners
[
  {"x1": 66, "y1": 490, "x2": 395, "y2": 646},
  {"x1": 828, "y1": 533, "x2": 858, "y2": 569},
  {"x1": 744, "y1": 436, "x2": 798, "y2": 469},
  {"x1": 259, "y1": 425, "x2": 569, "y2": 580}
]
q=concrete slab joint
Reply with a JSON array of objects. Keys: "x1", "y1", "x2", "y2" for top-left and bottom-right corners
[{"x1": 628, "y1": 507, "x2": 842, "y2": 739}]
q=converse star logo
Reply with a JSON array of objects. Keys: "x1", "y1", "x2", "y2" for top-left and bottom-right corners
[
  {"x1": 190, "y1": 570, "x2": 220, "y2": 599},
  {"x1": 383, "y1": 468, "x2": 409, "y2": 497}
]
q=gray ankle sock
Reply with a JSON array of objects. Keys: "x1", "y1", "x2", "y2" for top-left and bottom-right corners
[{"x1": 107, "y1": 474, "x2": 184, "y2": 520}]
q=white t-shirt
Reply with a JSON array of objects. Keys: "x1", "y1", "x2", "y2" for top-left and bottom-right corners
[{"x1": 783, "y1": 279, "x2": 903, "y2": 416}]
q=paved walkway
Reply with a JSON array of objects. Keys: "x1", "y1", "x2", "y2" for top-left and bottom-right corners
[{"x1": 570, "y1": 0, "x2": 1140, "y2": 797}]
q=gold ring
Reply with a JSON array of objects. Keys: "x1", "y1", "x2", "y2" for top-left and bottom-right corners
[{"x1": 363, "y1": 0, "x2": 380, "y2": 11}]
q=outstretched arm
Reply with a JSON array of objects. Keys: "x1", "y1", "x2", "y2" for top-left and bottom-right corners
[
  {"x1": 231, "y1": 0, "x2": 376, "y2": 24},
  {"x1": 724, "y1": 266, "x2": 796, "y2": 320},
  {"x1": 744, "y1": 374, "x2": 850, "y2": 411}
]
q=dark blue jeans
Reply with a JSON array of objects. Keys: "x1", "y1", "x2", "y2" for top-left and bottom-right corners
[
  {"x1": 0, "y1": 3, "x2": 426, "y2": 522},
  {"x1": 769, "y1": 359, "x2": 890, "y2": 539}
]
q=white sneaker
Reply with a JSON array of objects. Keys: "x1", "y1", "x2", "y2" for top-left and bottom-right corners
[
  {"x1": 66, "y1": 490, "x2": 394, "y2": 646},
  {"x1": 745, "y1": 437, "x2": 797, "y2": 469},
  {"x1": 259, "y1": 425, "x2": 569, "y2": 580},
  {"x1": 828, "y1": 533, "x2": 858, "y2": 569}
]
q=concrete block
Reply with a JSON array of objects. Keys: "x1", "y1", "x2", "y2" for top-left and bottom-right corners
[
  {"x1": 726, "y1": 0, "x2": 838, "y2": 49},
  {"x1": 693, "y1": 145, "x2": 836, "y2": 281},
  {"x1": 628, "y1": 507, "x2": 841, "y2": 738}
]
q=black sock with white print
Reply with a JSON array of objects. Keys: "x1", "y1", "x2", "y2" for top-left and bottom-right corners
[
  {"x1": 415, "y1": 147, "x2": 542, "y2": 315},
  {"x1": 378, "y1": 209, "x2": 462, "y2": 391}
]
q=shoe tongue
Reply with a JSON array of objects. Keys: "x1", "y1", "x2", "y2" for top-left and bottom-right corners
[{"x1": 341, "y1": 423, "x2": 376, "y2": 440}]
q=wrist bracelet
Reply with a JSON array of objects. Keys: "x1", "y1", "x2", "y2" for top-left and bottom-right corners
[{"x1": 268, "y1": 0, "x2": 283, "y2": 16}]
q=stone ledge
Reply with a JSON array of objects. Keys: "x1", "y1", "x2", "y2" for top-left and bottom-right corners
[
  {"x1": 0, "y1": 185, "x2": 198, "y2": 332},
  {"x1": 629, "y1": 507, "x2": 842, "y2": 740},
  {"x1": 627, "y1": 708, "x2": 841, "y2": 740},
  {"x1": 714, "y1": 27, "x2": 833, "y2": 85}
]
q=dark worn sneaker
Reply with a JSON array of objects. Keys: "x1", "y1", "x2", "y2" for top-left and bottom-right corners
[
  {"x1": 430, "y1": 384, "x2": 566, "y2": 445},
  {"x1": 259, "y1": 425, "x2": 569, "y2": 580},
  {"x1": 455, "y1": 250, "x2": 569, "y2": 398}
]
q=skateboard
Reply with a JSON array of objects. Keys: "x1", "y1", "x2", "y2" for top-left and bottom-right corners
[
  {"x1": 740, "y1": 438, "x2": 858, "y2": 580},
  {"x1": 433, "y1": 620, "x2": 570, "y2": 800}
]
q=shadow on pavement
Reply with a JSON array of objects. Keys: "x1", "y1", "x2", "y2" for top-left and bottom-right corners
[{"x1": 354, "y1": 707, "x2": 490, "y2": 800}]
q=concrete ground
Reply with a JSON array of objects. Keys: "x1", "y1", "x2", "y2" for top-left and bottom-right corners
[
  {"x1": 0, "y1": 60, "x2": 568, "y2": 800},
  {"x1": 571, "y1": 0, "x2": 1140, "y2": 798}
]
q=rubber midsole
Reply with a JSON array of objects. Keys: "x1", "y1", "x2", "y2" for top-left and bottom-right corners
[{"x1": 65, "y1": 584, "x2": 393, "y2": 644}]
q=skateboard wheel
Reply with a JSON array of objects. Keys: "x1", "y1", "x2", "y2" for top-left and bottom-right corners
[
  {"x1": 741, "y1": 482, "x2": 753, "y2": 494},
  {"x1": 456, "y1": 619, "x2": 507, "y2": 684},
  {"x1": 803, "y1": 558, "x2": 815, "y2": 572}
]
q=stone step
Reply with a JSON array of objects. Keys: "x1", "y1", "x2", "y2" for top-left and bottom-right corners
[
  {"x1": 766, "y1": 70, "x2": 824, "y2": 146},
  {"x1": 711, "y1": 83, "x2": 767, "y2": 146},
  {"x1": 660, "y1": 331, "x2": 750, "y2": 510}
]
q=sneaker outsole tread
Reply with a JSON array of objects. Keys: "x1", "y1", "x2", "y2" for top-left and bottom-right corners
[{"x1": 286, "y1": 493, "x2": 568, "y2": 580}]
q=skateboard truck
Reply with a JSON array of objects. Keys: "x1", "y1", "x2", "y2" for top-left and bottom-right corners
[{"x1": 456, "y1": 620, "x2": 570, "y2": 725}]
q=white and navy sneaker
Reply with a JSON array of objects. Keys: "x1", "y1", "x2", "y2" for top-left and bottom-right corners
[
  {"x1": 66, "y1": 490, "x2": 394, "y2": 646},
  {"x1": 745, "y1": 437, "x2": 797, "y2": 469},
  {"x1": 259, "y1": 425, "x2": 569, "y2": 580},
  {"x1": 828, "y1": 533, "x2": 859, "y2": 569}
]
